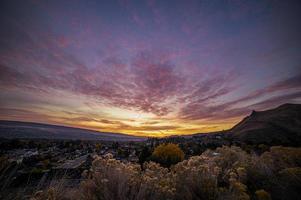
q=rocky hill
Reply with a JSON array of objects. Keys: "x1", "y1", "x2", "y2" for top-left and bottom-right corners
[{"x1": 229, "y1": 103, "x2": 301, "y2": 145}]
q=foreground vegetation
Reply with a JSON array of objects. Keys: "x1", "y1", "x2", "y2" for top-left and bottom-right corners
[{"x1": 31, "y1": 145, "x2": 301, "y2": 200}]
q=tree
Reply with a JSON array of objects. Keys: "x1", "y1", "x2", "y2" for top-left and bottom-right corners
[
  {"x1": 138, "y1": 146, "x2": 152, "y2": 166},
  {"x1": 151, "y1": 143, "x2": 184, "y2": 167},
  {"x1": 112, "y1": 142, "x2": 119, "y2": 149},
  {"x1": 95, "y1": 143, "x2": 101, "y2": 152}
]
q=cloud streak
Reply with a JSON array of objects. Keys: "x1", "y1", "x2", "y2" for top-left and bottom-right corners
[{"x1": 0, "y1": 0, "x2": 301, "y2": 136}]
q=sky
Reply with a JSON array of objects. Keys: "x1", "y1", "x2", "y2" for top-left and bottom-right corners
[{"x1": 0, "y1": 0, "x2": 301, "y2": 137}]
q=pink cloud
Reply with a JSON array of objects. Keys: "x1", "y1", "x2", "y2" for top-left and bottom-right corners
[{"x1": 179, "y1": 73, "x2": 301, "y2": 120}]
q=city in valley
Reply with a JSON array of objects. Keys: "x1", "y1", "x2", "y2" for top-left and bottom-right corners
[{"x1": 1, "y1": 104, "x2": 301, "y2": 200}]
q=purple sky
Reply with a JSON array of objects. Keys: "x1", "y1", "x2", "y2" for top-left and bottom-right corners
[{"x1": 0, "y1": 0, "x2": 300, "y2": 136}]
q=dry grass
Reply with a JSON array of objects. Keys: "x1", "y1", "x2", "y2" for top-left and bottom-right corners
[{"x1": 31, "y1": 146, "x2": 301, "y2": 200}]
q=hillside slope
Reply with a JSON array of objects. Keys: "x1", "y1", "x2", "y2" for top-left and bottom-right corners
[
  {"x1": 0, "y1": 120, "x2": 146, "y2": 141},
  {"x1": 229, "y1": 103, "x2": 301, "y2": 145}
]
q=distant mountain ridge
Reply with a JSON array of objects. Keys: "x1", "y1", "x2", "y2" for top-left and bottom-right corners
[
  {"x1": 228, "y1": 103, "x2": 301, "y2": 145},
  {"x1": 0, "y1": 120, "x2": 146, "y2": 141},
  {"x1": 1, "y1": 103, "x2": 300, "y2": 144}
]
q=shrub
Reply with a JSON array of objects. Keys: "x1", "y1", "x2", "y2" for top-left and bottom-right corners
[
  {"x1": 255, "y1": 189, "x2": 271, "y2": 200},
  {"x1": 80, "y1": 154, "x2": 175, "y2": 200},
  {"x1": 0, "y1": 156, "x2": 9, "y2": 172},
  {"x1": 31, "y1": 167, "x2": 44, "y2": 174},
  {"x1": 31, "y1": 146, "x2": 301, "y2": 200},
  {"x1": 172, "y1": 156, "x2": 219, "y2": 200},
  {"x1": 151, "y1": 143, "x2": 184, "y2": 167},
  {"x1": 276, "y1": 167, "x2": 301, "y2": 200}
]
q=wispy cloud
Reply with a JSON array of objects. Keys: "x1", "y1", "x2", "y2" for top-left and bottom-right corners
[{"x1": 0, "y1": 0, "x2": 300, "y2": 136}]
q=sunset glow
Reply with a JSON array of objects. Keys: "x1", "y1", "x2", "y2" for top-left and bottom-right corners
[{"x1": 0, "y1": 0, "x2": 300, "y2": 137}]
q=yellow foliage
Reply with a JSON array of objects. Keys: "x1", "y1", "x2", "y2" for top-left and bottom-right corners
[
  {"x1": 95, "y1": 143, "x2": 101, "y2": 151},
  {"x1": 152, "y1": 143, "x2": 184, "y2": 167},
  {"x1": 255, "y1": 189, "x2": 271, "y2": 200}
]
